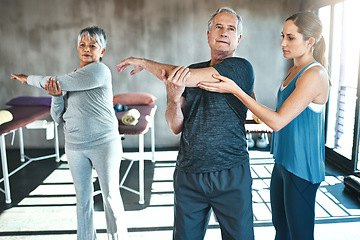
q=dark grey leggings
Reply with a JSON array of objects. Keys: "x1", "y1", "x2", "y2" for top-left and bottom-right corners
[{"x1": 270, "y1": 163, "x2": 320, "y2": 240}]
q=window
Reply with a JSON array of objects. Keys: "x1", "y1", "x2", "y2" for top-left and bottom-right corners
[{"x1": 318, "y1": 0, "x2": 360, "y2": 172}]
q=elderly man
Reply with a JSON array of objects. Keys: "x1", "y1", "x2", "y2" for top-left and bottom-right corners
[{"x1": 117, "y1": 7, "x2": 254, "y2": 240}]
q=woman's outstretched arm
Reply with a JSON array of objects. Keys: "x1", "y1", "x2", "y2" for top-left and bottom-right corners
[{"x1": 197, "y1": 66, "x2": 329, "y2": 131}]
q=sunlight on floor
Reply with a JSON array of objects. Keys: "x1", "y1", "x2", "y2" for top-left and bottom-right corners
[{"x1": 0, "y1": 150, "x2": 359, "y2": 239}]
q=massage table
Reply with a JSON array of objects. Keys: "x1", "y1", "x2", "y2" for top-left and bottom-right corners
[
  {"x1": 0, "y1": 102, "x2": 60, "y2": 204},
  {"x1": 116, "y1": 104, "x2": 157, "y2": 204},
  {"x1": 113, "y1": 93, "x2": 157, "y2": 205}
]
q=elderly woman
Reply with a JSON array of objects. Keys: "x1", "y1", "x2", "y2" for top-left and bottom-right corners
[{"x1": 11, "y1": 26, "x2": 127, "y2": 240}]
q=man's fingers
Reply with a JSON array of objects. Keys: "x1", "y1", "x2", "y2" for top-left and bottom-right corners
[
  {"x1": 168, "y1": 66, "x2": 183, "y2": 80},
  {"x1": 116, "y1": 63, "x2": 128, "y2": 72},
  {"x1": 172, "y1": 66, "x2": 189, "y2": 83},
  {"x1": 178, "y1": 67, "x2": 190, "y2": 83},
  {"x1": 160, "y1": 69, "x2": 167, "y2": 81}
]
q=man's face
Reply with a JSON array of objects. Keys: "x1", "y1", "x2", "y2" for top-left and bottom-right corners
[{"x1": 207, "y1": 12, "x2": 241, "y2": 57}]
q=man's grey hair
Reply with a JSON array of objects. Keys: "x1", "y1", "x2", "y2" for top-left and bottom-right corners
[{"x1": 207, "y1": 7, "x2": 243, "y2": 36}]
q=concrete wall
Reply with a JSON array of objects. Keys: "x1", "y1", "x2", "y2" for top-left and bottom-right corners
[{"x1": 0, "y1": 0, "x2": 301, "y2": 149}]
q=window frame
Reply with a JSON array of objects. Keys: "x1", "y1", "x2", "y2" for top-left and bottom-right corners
[{"x1": 309, "y1": 0, "x2": 360, "y2": 173}]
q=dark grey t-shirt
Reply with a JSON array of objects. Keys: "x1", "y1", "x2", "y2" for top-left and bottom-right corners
[{"x1": 177, "y1": 57, "x2": 254, "y2": 173}]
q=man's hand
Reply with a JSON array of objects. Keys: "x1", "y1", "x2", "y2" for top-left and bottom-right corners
[
  {"x1": 162, "y1": 66, "x2": 190, "y2": 102},
  {"x1": 163, "y1": 66, "x2": 189, "y2": 135},
  {"x1": 116, "y1": 57, "x2": 145, "y2": 75},
  {"x1": 11, "y1": 74, "x2": 28, "y2": 84},
  {"x1": 44, "y1": 77, "x2": 62, "y2": 97}
]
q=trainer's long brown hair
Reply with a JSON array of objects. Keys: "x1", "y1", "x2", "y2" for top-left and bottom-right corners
[{"x1": 286, "y1": 12, "x2": 327, "y2": 70}]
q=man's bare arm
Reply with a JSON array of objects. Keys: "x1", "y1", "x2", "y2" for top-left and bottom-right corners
[{"x1": 116, "y1": 57, "x2": 219, "y2": 87}]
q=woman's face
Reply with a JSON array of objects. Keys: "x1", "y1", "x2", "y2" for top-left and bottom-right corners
[
  {"x1": 78, "y1": 36, "x2": 105, "y2": 67},
  {"x1": 280, "y1": 20, "x2": 313, "y2": 59}
]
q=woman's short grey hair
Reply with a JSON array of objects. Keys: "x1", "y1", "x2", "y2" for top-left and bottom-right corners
[
  {"x1": 208, "y1": 7, "x2": 243, "y2": 35},
  {"x1": 77, "y1": 26, "x2": 107, "y2": 50}
]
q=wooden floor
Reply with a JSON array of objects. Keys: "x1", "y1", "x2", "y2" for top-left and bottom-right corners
[{"x1": 1, "y1": 148, "x2": 360, "y2": 239}]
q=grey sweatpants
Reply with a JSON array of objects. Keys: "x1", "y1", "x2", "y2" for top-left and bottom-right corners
[{"x1": 66, "y1": 137, "x2": 127, "y2": 240}]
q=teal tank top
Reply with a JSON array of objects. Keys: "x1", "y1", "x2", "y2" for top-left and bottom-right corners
[{"x1": 270, "y1": 62, "x2": 325, "y2": 183}]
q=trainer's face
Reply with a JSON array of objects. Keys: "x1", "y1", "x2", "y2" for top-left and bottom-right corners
[{"x1": 280, "y1": 20, "x2": 314, "y2": 59}]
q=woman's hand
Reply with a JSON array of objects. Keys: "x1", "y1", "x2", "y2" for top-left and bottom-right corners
[
  {"x1": 44, "y1": 77, "x2": 62, "y2": 97},
  {"x1": 161, "y1": 66, "x2": 190, "y2": 102},
  {"x1": 11, "y1": 74, "x2": 28, "y2": 84},
  {"x1": 197, "y1": 74, "x2": 239, "y2": 94}
]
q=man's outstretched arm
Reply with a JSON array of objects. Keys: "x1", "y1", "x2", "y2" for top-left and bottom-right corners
[{"x1": 116, "y1": 57, "x2": 219, "y2": 87}]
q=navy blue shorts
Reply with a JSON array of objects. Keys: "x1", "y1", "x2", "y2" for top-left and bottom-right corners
[
  {"x1": 173, "y1": 163, "x2": 254, "y2": 240},
  {"x1": 270, "y1": 163, "x2": 320, "y2": 240}
]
